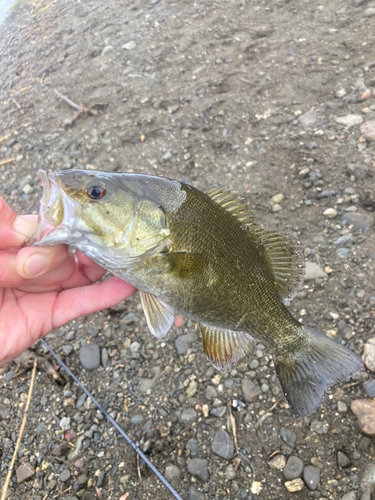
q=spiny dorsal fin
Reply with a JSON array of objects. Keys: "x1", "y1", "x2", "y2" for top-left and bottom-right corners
[
  {"x1": 259, "y1": 230, "x2": 305, "y2": 299},
  {"x1": 200, "y1": 324, "x2": 254, "y2": 371},
  {"x1": 205, "y1": 188, "x2": 255, "y2": 227}
]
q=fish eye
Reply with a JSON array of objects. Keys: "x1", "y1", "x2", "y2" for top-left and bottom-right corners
[{"x1": 87, "y1": 185, "x2": 106, "y2": 200}]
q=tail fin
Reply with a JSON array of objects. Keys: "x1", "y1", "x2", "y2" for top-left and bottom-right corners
[{"x1": 274, "y1": 327, "x2": 362, "y2": 417}]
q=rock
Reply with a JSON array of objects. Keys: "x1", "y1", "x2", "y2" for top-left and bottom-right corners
[
  {"x1": 334, "y1": 234, "x2": 353, "y2": 247},
  {"x1": 361, "y1": 463, "x2": 375, "y2": 499},
  {"x1": 283, "y1": 456, "x2": 304, "y2": 480},
  {"x1": 122, "y1": 41, "x2": 136, "y2": 50},
  {"x1": 337, "y1": 248, "x2": 350, "y2": 258},
  {"x1": 205, "y1": 385, "x2": 217, "y2": 399},
  {"x1": 351, "y1": 399, "x2": 375, "y2": 435},
  {"x1": 360, "y1": 120, "x2": 375, "y2": 141},
  {"x1": 139, "y1": 366, "x2": 161, "y2": 392},
  {"x1": 186, "y1": 380, "x2": 198, "y2": 398},
  {"x1": 241, "y1": 379, "x2": 261, "y2": 402},
  {"x1": 268, "y1": 454, "x2": 286, "y2": 470},
  {"x1": 175, "y1": 332, "x2": 197, "y2": 354},
  {"x1": 303, "y1": 465, "x2": 320, "y2": 490},
  {"x1": 334, "y1": 114, "x2": 363, "y2": 128},
  {"x1": 337, "y1": 320, "x2": 352, "y2": 339},
  {"x1": 187, "y1": 458, "x2": 208, "y2": 482},
  {"x1": 342, "y1": 493, "x2": 356, "y2": 500},
  {"x1": 304, "y1": 262, "x2": 327, "y2": 281},
  {"x1": 347, "y1": 164, "x2": 369, "y2": 179},
  {"x1": 130, "y1": 414, "x2": 144, "y2": 425},
  {"x1": 272, "y1": 203, "x2": 282, "y2": 212},
  {"x1": 341, "y1": 212, "x2": 374, "y2": 231},
  {"x1": 102, "y1": 45, "x2": 114, "y2": 55},
  {"x1": 79, "y1": 343, "x2": 100, "y2": 370},
  {"x1": 188, "y1": 486, "x2": 202, "y2": 500},
  {"x1": 364, "y1": 7, "x2": 375, "y2": 17},
  {"x1": 60, "y1": 469, "x2": 71, "y2": 482},
  {"x1": 165, "y1": 465, "x2": 181, "y2": 486},
  {"x1": 186, "y1": 438, "x2": 199, "y2": 456},
  {"x1": 52, "y1": 443, "x2": 71, "y2": 457},
  {"x1": 323, "y1": 208, "x2": 337, "y2": 218},
  {"x1": 363, "y1": 379, "x2": 375, "y2": 398},
  {"x1": 337, "y1": 451, "x2": 351, "y2": 468},
  {"x1": 285, "y1": 478, "x2": 304, "y2": 492},
  {"x1": 211, "y1": 429, "x2": 234, "y2": 460},
  {"x1": 210, "y1": 406, "x2": 226, "y2": 417},
  {"x1": 271, "y1": 193, "x2": 285, "y2": 204},
  {"x1": 311, "y1": 420, "x2": 329, "y2": 434},
  {"x1": 16, "y1": 463, "x2": 35, "y2": 484},
  {"x1": 317, "y1": 190, "x2": 336, "y2": 199},
  {"x1": 338, "y1": 401, "x2": 348, "y2": 413},
  {"x1": 225, "y1": 464, "x2": 237, "y2": 480},
  {"x1": 363, "y1": 338, "x2": 375, "y2": 372},
  {"x1": 181, "y1": 408, "x2": 197, "y2": 423},
  {"x1": 298, "y1": 110, "x2": 317, "y2": 128},
  {"x1": 280, "y1": 427, "x2": 297, "y2": 448}
]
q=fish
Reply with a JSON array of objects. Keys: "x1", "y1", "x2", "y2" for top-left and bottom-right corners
[{"x1": 31, "y1": 169, "x2": 362, "y2": 416}]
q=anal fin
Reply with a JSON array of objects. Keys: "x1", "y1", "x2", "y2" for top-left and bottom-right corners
[
  {"x1": 140, "y1": 291, "x2": 174, "y2": 339},
  {"x1": 200, "y1": 325, "x2": 254, "y2": 371}
]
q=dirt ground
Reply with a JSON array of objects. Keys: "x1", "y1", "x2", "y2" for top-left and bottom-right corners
[{"x1": 0, "y1": 0, "x2": 375, "y2": 499}]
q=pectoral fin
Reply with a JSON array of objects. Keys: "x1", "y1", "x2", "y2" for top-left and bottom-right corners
[
  {"x1": 140, "y1": 291, "x2": 174, "y2": 339},
  {"x1": 200, "y1": 325, "x2": 254, "y2": 371}
]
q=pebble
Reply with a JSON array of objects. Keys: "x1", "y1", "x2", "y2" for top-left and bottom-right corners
[
  {"x1": 304, "y1": 262, "x2": 327, "y2": 281},
  {"x1": 342, "y1": 493, "x2": 356, "y2": 500},
  {"x1": 139, "y1": 366, "x2": 161, "y2": 392},
  {"x1": 272, "y1": 203, "x2": 282, "y2": 212},
  {"x1": 186, "y1": 438, "x2": 199, "y2": 456},
  {"x1": 130, "y1": 414, "x2": 144, "y2": 425},
  {"x1": 186, "y1": 380, "x2": 198, "y2": 398},
  {"x1": 363, "y1": 379, "x2": 375, "y2": 398},
  {"x1": 187, "y1": 458, "x2": 208, "y2": 482},
  {"x1": 341, "y1": 212, "x2": 374, "y2": 231},
  {"x1": 188, "y1": 486, "x2": 202, "y2": 500},
  {"x1": 337, "y1": 248, "x2": 350, "y2": 258},
  {"x1": 323, "y1": 208, "x2": 337, "y2": 218},
  {"x1": 283, "y1": 456, "x2": 304, "y2": 480},
  {"x1": 364, "y1": 7, "x2": 375, "y2": 17},
  {"x1": 60, "y1": 469, "x2": 71, "y2": 482},
  {"x1": 311, "y1": 420, "x2": 329, "y2": 434},
  {"x1": 205, "y1": 385, "x2": 217, "y2": 399},
  {"x1": 16, "y1": 463, "x2": 35, "y2": 484},
  {"x1": 268, "y1": 454, "x2": 286, "y2": 470},
  {"x1": 298, "y1": 110, "x2": 317, "y2": 128},
  {"x1": 285, "y1": 478, "x2": 304, "y2": 492},
  {"x1": 271, "y1": 193, "x2": 285, "y2": 204},
  {"x1": 175, "y1": 332, "x2": 197, "y2": 354},
  {"x1": 165, "y1": 465, "x2": 181, "y2": 486},
  {"x1": 351, "y1": 399, "x2": 375, "y2": 435},
  {"x1": 337, "y1": 320, "x2": 352, "y2": 339},
  {"x1": 122, "y1": 41, "x2": 136, "y2": 50},
  {"x1": 211, "y1": 429, "x2": 234, "y2": 460},
  {"x1": 79, "y1": 343, "x2": 100, "y2": 370},
  {"x1": 241, "y1": 379, "x2": 261, "y2": 402},
  {"x1": 210, "y1": 406, "x2": 226, "y2": 417},
  {"x1": 347, "y1": 164, "x2": 369, "y2": 179},
  {"x1": 337, "y1": 451, "x2": 351, "y2": 468},
  {"x1": 338, "y1": 401, "x2": 348, "y2": 413},
  {"x1": 303, "y1": 465, "x2": 320, "y2": 490},
  {"x1": 280, "y1": 427, "x2": 297, "y2": 448},
  {"x1": 360, "y1": 463, "x2": 375, "y2": 498},
  {"x1": 317, "y1": 190, "x2": 336, "y2": 199},
  {"x1": 334, "y1": 234, "x2": 353, "y2": 247},
  {"x1": 334, "y1": 114, "x2": 363, "y2": 128},
  {"x1": 363, "y1": 338, "x2": 375, "y2": 372},
  {"x1": 360, "y1": 120, "x2": 375, "y2": 141},
  {"x1": 181, "y1": 408, "x2": 197, "y2": 423}
]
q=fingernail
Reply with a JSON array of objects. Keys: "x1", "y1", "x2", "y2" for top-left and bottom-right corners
[
  {"x1": 23, "y1": 252, "x2": 48, "y2": 277},
  {"x1": 13, "y1": 216, "x2": 39, "y2": 238}
]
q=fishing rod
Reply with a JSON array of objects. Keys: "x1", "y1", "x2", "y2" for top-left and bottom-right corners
[{"x1": 39, "y1": 339, "x2": 184, "y2": 500}]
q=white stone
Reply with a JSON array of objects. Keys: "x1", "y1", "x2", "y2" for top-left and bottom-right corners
[
  {"x1": 334, "y1": 114, "x2": 363, "y2": 128},
  {"x1": 271, "y1": 193, "x2": 285, "y2": 204},
  {"x1": 323, "y1": 208, "x2": 337, "y2": 218}
]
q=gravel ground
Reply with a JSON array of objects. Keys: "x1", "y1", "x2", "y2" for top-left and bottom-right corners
[{"x1": 1, "y1": 0, "x2": 375, "y2": 499}]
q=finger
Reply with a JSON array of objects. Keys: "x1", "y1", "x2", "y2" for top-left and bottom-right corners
[
  {"x1": 174, "y1": 315, "x2": 185, "y2": 328},
  {"x1": 15, "y1": 245, "x2": 71, "y2": 279},
  {"x1": 51, "y1": 277, "x2": 137, "y2": 329},
  {"x1": 59, "y1": 250, "x2": 106, "y2": 289},
  {"x1": 0, "y1": 198, "x2": 39, "y2": 248}
]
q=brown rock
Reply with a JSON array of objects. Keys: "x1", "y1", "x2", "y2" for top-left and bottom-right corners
[
  {"x1": 285, "y1": 478, "x2": 304, "y2": 492},
  {"x1": 16, "y1": 463, "x2": 35, "y2": 484},
  {"x1": 241, "y1": 379, "x2": 261, "y2": 402},
  {"x1": 360, "y1": 120, "x2": 375, "y2": 141},
  {"x1": 351, "y1": 399, "x2": 375, "y2": 436}
]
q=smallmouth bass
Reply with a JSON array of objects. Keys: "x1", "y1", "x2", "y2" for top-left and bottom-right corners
[{"x1": 31, "y1": 169, "x2": 362, "y2": 416}]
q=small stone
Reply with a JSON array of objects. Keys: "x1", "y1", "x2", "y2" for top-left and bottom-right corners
[
  {"x1": 285, "y1": 478, "x2": 304, "y2": 492},
  {"x1": 187, "y1": 458, "x2": 208, "y2": 482},
  {"x1": 324, "y1": 208, "x2": 337, "y2": 218},
  {"x1": 317, "y1": 190, "x2": 336, "y2": 199},
  {"x1": 241, "y1": 379, "x2": 261, "y2": 402},
  {"x1": 280, "y1": 427, "x2": 297, "y2": 448},
  {"x1": 210, "y1": 406, "x2": 226, "y2": 417},
  {"x1": 310, "y1": 457, "x2": 324, "y2": 469},
  {"x1": 60, "y1": 469, "x2": 71, "y2": 482},
  {"x1": 283, "y1": 456, "x2": 304, "y2": 480},
  {"x1": 363, "y1": 338, "x2": 375, "y2": 372},
  {"x1": 188, "y1": 486, "x2": 202, "y2": 500},
  {"x1": 205, "y1": 385, "x2": 217, "y2": 399},
  {"x1": 175, "y1": 332, "x2": 197, "y2": 354},
  {"x1": 211, "y1": 429, "x2": 234, "y2": 460},
  {"x1": 186, "y1": 380, "x2": 198, "y2": 398},
  {"x1": 337, "y1": 320, "x2": 352, "y2": 339},
  {"x1": 52, "y1": 443, "x2": 70, "y2": 457},
  {"x1": 360, "y1": 463, "x2": 375, "y2": 498},
  {"x1": 304, "y1": 262, "x2": 327, "y2": 281},
  {"x1": 361, "y1": 89, "x2": 371, "y2": 100},
  {"x1": 336, "y1": 88, "x2": 346, "y2": 98},
  {"x1": 363, "y1": 379, "x2": 375, "y2": 398},
  {"x1": 186, "y1": 438, "x2": 199, "y2": 456},
  {"x1": 123, "y1": 41, "x2": 136, "y2": 50},
  {"x1": 130, "y1": 342, "x2": 141, "y2": 354},
  {"x1": 364, "y1": 7, "x2": 375, "y2": 17},
  {"x1": 79, "y1": 343, "x2": 100, "y2": 370},
  {"x1": 360, "y1": 120, "x2": 375, "y2": 141},
  {"x1": 342, "y1": 212, "x2": 374, "y2": 231},
  {"x1": 165, "y1": 465, "x2": 181, "y2": 486},
  {"x1": 303, "y1": 465, "x2": 320, "y2": 490},
  {"x1": 102, "y1": 45, "x2": 114, "y2": 55},
  {"x1": 334, "y1": 234, "x2": 353, "y2": 247},
  {"x1": 337, "y1": 451, "x2": 351, "y2": 468},
  {"x1": 130, "y1": 414, "x2": 144, "y2": 425},
  {"x1": 351, "y1": 399, "x2": 375, "y2": 436},
  {"x1": 338, "y1": 401, "x2": 348, "y2": 413},
  {"x1": 271, "y1": 193, "x2": 285, "y2": 204},
  {"x1": 181, "y1": 408, "x2": 197, "y2": 423},
  {"x1": 342, "y1": 492, "x2": 356, "y2": 500},
  {"x1": 334, "y1": 114, "x2": 363, "y2": 128},
  {"x1": 16, "y1": 463, "x2": 35, "y2": 484},
  {"x1": 347, "y1": 164, "x2": 369, "y2": 179},
  {"x1": 272, "y1": 203, "x2": 282, "y2": 212},
  {"x1": 298, "y1": 110, "x2": 317, "y2": 128},
  {"x1": 311, "y1": 420, "x2": 329, "y2": 434},
  {"x1": 268, "y1": 454, "x2": 286, "y2": 470}
]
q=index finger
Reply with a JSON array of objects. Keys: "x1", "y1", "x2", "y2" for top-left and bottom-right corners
[{"x1": 0, "y1": 198, "x2": 39, "y2": 249}]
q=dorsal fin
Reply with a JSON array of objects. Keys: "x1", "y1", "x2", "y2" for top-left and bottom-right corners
[
  {"x1": 206, "y1": 187, "x2": 304, "y2": 299},
  {"x1": 205, "y1": 188, "x2": 255, "y2": 227},
  {"x1": 258, "y1": 230, "x2": 305, "y2": 299}
]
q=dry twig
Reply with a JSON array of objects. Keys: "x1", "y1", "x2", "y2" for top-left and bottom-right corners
[
  {"x1": 137, "y1": 454, "x2": 142, "y2": 482},
  {"x1": 227, "y1": 402, "x2": 238, "y2": 453},
  {"x1": 54, "y1": 88, "x2": 106, "y2": 128},
  {"x1": 95, "y1": 486, "x2": 104, "y2": 500},
  {"x1": 0, "y1": 358, "x2": 37, "y2": 500},
  {"x1": 0, "y1": 133, "x2": 11, "y2": 143},
  {"x1": 0, "y1": 158, "x2": 15, "y2": 166}
]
